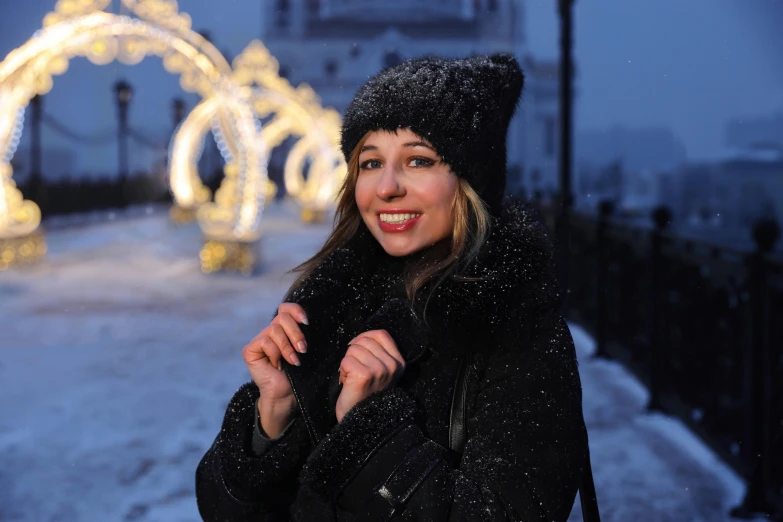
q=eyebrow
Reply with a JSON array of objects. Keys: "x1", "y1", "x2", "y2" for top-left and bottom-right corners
[
  {"x1": 360, "y1": 141, "x2": 436, "y2": 153},
  {"x1": 403, "y1": 141, "x2": 436, "y2": 151}
]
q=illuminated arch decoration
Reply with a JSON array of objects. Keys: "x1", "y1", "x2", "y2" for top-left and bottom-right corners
[
  {"x1": 171, "y1": 40, "x2": 346, "y2": 227},
  {"x1": 0, "y1": 0, "x2": 266, "y2": 274}
]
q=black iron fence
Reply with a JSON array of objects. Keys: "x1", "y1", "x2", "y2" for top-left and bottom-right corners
[
  {"x1": 17, "y1": 84, "x2": 191, "y2": 216},
  {"x1": 17, "y1": 167, "x2": 228, "y2": 217},
  {"x1": 14, "y1": 83, "x2": 255, "y2": 217},
  {"x1": 19, "y1": 171, "x2": 171, "y2": 216},
  {"x1": 538, "y1": 200, "x2": 782, "y2": 519}
]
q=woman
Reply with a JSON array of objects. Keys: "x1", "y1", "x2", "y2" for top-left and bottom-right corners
[{"x1": 196, "y1": 54, "x2": 594, "y2": 521}]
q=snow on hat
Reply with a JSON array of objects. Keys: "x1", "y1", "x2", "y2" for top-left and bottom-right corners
[{"x1": 340, "y1": 53, "x2": 524, "y2": 212}]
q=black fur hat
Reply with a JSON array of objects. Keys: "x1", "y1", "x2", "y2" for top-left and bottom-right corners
[{"x1": 340, "y1": 54, "x2": 524, "y2": 212}]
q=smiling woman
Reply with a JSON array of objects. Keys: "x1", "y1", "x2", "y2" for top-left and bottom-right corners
[
  {"x1": 354, "y1": 130, "x2": 458, "y2": 257},
  {"x1": 196, "y1": 54, "x2": 597, "y2": 522}
]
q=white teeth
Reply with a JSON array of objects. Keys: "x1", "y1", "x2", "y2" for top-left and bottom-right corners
[{"x1": 380, "y1": 213, "x2": 420, "y2": 223}]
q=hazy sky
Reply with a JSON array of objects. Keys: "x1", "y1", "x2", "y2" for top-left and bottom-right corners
[
  {"x1": 1, "y1": 0, "x2": 781, "y2": 176},
  {"x1": 526, "y1": 0, "x2": 783, "y2": 154}
]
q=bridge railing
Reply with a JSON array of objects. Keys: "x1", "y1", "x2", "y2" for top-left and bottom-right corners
[{"x1": 537, "y1": 199, "x2": 782, "y2": 519}]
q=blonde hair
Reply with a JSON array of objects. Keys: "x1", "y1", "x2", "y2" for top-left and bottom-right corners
[{"x1": 286, "y1": 131, "x2": 491, "y2": 307}]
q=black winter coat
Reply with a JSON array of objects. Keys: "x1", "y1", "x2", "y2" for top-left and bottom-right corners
[{"x1": 195, "y1": 203, "x2": 589, "y2": 521}]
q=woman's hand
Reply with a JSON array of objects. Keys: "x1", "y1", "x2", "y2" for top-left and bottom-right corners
[
  {"x1": 335, "y1": 330, "x2": 406, "y2": 422},
  {"x1": 242, "y1": 303, "x2": 308, "y2": 437}
]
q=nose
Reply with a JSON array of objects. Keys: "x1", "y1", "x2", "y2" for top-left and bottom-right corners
[{"x1": 376, "y1": 165, "x2": 405, "y2": 201}]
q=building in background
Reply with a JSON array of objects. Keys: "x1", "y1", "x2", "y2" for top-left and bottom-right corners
[
  {"x1": 260, "y1": 0, "x2": 563, "y2": 195},
  {"x1": 725, "y1": 111, "x2": 783, "y2": 151},
  {"x1": 658, "y1": 149, "x2": 783, "y2": 246},
  {"x1": 574, "y1": 125, "x2": 687, "y2": 214},
  {"x1": 576, "y1": 125, "x2": 687, "y2": 174},
  {"x1": 655, "y1": 115, "x2": 783, "y2": 245}
]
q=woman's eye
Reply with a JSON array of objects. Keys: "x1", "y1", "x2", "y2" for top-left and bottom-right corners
[
  {"x1": 408, "y1": 157, "x2": 435, "y2": 168},
  {"x1": 360, "y1": 159, "x2": 382, "y2": 170}
]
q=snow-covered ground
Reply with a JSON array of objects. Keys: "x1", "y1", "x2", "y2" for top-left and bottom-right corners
[{"x1": 0, "y1": 202, "x2": 746, "y2": 521}]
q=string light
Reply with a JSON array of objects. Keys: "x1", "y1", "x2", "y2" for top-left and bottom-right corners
[
  {"x1": 229, "y1": 41, "x2": 346, "y2": 221},
  {"x1": 0, "y1": 0, "x2": 267, "y2": 272},
  {"x1": 170, "y1": 40, "x2": 346, "y2": 239},
  {"x1": 4, "y1": 108, "x2": 24, "y2": 163}
]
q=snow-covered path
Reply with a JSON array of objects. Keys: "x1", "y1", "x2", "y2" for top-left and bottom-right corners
[
  {"x1": 0, "y1": 204, "x2": 746, "y2": 521},
  {"x1": 567, "y1": 325, "x2": 745, "y2": 521}
]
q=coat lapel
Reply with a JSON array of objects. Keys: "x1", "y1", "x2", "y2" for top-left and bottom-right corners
[{"x1": 283, "y1": 203, "x2": 560, "y2": 447}]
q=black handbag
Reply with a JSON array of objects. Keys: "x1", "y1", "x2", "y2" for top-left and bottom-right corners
[{"x1": 449, "y1": 354, "x2": 601, "y2": 522}]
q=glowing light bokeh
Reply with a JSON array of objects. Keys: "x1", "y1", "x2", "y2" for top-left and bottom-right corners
[
  {"x1": 171, "y1": 40, "x2": 347, "y2": 225},
  {"x1": 0, "y1": 0, "x2": 267, "y2": 251}
]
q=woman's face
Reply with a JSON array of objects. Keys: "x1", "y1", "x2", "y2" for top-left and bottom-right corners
[{"x1": 355, "y1": 128, "x2": 458, "y2": 257}]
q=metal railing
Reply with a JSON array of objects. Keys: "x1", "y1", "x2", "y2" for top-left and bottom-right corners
[{"x1": 538, "y1": 200, "x2": 782, "y2": 519}]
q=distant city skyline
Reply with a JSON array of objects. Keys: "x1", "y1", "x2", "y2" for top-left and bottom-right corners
[{"x1": 1, "y1": 0, "x2": 781, "y2": 177}]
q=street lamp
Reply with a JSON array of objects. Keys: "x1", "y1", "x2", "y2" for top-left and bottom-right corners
[
  {"x1": 556, "y1": 0, "x2": 575, "y2": 311},
  {"x1": 29, "y1": 94, "x2": 47, "y2": 216},
  {"x1": 114, "y1": 79, "x2": 133, "y2": 207},
  {"x1": 558, "y1": 0, "x2": 574, "y2": 213}
]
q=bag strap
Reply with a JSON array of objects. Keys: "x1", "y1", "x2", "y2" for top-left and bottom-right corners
[
  {"x1": 448, "y1": 353, "x2": 470, "y2": 454},
  {"x1": 448, "y1": 352, "x2": 601, "y2": 521},
  {"x1": 579, "y1": 435, "x2": 601, "y2": 522}
]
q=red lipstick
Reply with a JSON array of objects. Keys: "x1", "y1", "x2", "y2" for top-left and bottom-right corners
[{"x1": 377, "y1": 210, "x2": 421, "y2": 233}]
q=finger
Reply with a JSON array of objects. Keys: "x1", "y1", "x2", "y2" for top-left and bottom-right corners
[
  {"x1": 354, "y1": 331, "x2": 405, "y2": 368},
  {"x1": 366, "y1": 330, "x2": 402, "y2": 358},
  {"x1": 278, "y1": 303, "x2": 309, "y2": 325},
  {"x1": 345, "y1": 341, "x2": 392, "y2": 380},
  {"x1": 242, "y1": 338, "x2": 267, "y2": 365},
  {"x1": 349, "y1": 338, "x2": 393, "y2": 369},
  {"x1": 268, "y1": 324, "x2": 301, "y2": 367},
  {"x1": 353, "y1": 338, "x2": 404, "y2": 381},
  {"x1": 258, "y1": 336, "x2": 285, "y2": 371},
  {"x1": 243, "y1": 335, "x2": 282, "y2": 371},
  {"x1": 339, "y1": 355, "x2": 371, "y2": 385},
  {"x1": 276, "y1": 312, "x2": 307, "y2": 354}
]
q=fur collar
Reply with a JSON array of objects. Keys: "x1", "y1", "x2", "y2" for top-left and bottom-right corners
[
  {"x1": 283, "y1": 202, "x2": 560, "y2": 445},
  {"x1": 407, "y1": 201, "x2": 560, "y2": 353}
]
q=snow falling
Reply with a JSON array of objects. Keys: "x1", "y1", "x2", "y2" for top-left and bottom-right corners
[{"x1": 0, "y1": 202, "x2": 744, "y2": 521}]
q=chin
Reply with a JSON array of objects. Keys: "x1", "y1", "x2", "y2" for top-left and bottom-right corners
[
  {"x1": 373, "y1": 235, "x2": 425, "y2": 257},
  {"x1": 378, "y1": 241, "x2": 420, "y2": 257}
]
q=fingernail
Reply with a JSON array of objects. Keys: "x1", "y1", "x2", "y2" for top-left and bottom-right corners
[
  {"x1": 277, "y1": 361, "x2": 283, "y2": 371},
  {"x1": 291, "y1": 353, "x2": 301, "y2": 366},
  {"x1": 297, "y1": 341, "x2": 307, "y2": 353},
  {"x1": 301, "y1": 315, "x2": 309, "y2": 326}
]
